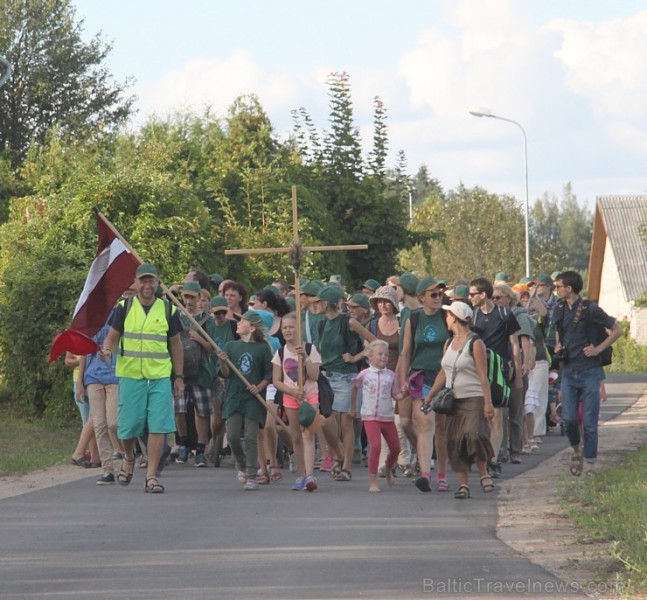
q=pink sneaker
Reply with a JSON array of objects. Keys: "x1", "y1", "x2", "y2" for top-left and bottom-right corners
[{"x1": 319, "y1": 456, "x2": 334, "y2": 472}]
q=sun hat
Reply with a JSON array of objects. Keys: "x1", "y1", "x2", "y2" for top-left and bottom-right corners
[
  {"x1": 369, "y1": 286, "x2": 399, "y2": 312},
  {"x1": 347, "y1": 293, "x2": 370, "y2": 309},
  {"x1": 442, "y1": 302, "x2": 472, "y2": 322}
]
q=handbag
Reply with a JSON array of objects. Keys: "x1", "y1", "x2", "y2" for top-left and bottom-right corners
[
  {"x1": 431, "y1": 335, "x2": 473, "y2": 416},
  {"x1": 431, "y1": 387, "x2": 455, "y2": 415}
]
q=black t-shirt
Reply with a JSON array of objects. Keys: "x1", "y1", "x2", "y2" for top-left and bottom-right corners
[
  {"x1": 553, "y1": 297, "x2": 615, "y2": 369},
  {"x1": 109, "y1": 298, "x2": 183, "y2": 337},
  {"x1": 471, "y1": 305, "x2": 520, "y2": 362}
]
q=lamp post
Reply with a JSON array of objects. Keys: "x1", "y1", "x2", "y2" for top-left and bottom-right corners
[{"x1": 469, "y1": 108, "x2": 530, "y2": 278}]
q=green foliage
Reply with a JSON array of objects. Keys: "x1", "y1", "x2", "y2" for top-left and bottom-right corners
[
  {"x1": 530, "y1": 183, "x2": 592, "y2": 274},
  {"x1": 399, "y1": 185, "x2": 525, "y2": 282},
  {"x1": 606, "y1": 322, "x2": 647, "y2": 373},
  {"x1": 0, "y1": 0, "x2": 133, "y2": 170},
  {"x1": 562, "y1": 443, "x2": 647, "y2": 595}
]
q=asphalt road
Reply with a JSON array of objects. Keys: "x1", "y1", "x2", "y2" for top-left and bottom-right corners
[{"x1": 1, "y1": 375, "x2": 645, "y2": 600}]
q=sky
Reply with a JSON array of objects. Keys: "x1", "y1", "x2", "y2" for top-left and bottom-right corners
[{"x1": 75, "y1": 0, "x2": 647, "y2": 211}]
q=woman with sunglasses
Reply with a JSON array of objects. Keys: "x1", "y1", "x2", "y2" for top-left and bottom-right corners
[{"x1": 396, "y1": 277, "x2": 451, "y2": 493}]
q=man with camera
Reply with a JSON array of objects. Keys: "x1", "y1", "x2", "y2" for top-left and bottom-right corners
[{"x1": 552, "y1": 271, "x2": 622, "y2": 477}]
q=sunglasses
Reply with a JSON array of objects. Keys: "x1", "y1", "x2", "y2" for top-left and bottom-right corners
[
  {"x1": 492, "y1": 295, "x2": 502, "y2": 300},
  {"x1": 427, "y1": 291, "x2": 443, "y2": 298},
  {"x1": 468, "y1": 291, "x2": 482, "y2": 297}
]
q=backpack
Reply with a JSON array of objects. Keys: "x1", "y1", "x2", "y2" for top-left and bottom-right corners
[
  {"x1": 556, "y1": 299, "x2": 613, "y2": 367},
  {"x1": 468, "y1": 335, "x2": 511, "y2": 408},
  {"x1": 277, "y1": 344, "x2": 334, "y2": 418},
  {"x1": 472, "y1": 305, "x2": 516, "y2": 382},
  {"x1": 179, "y1": 313, "x2": 211, "y2": 379}
]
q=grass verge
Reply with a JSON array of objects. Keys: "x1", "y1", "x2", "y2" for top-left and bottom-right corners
[
  {"x1": 0, "y1": 403, "x2": 78, "y2": 477},
  {"x1": 562, "y1": 444, "x2": 647, "y2": 597}
]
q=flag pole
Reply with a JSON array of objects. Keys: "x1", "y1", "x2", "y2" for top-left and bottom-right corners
[{"x1": 92, "y1": 207, "x2": 288, "y2": 432}]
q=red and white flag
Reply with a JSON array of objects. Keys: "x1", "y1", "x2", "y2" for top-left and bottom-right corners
[{"x1": 49, "y1": 214, "x2": 140, "y2": 362}]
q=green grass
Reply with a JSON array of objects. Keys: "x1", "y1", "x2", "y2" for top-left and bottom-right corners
[
  {"x1": 562, "y1": 445, "x2": 647, "y2": 596},
  {"x1": 0, "y1": 403, "x2": 79, "y2": 477}
]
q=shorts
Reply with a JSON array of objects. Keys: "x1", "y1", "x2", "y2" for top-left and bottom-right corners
[
  {"x1": 325, "y1": 371, "x2": 356, "y2": 413},
  {"x1": 175, "y1": 384, "x2": 212, "y2": 418},
  {"x1": 118, "y1": 377, "x2": 176, "y2": 439},
  {"x1": 212, "y1": 378, "x2": 226, "y2": 412},
  {"x1": 283, "y1": 393, "x2": 319, "y2": 411}
]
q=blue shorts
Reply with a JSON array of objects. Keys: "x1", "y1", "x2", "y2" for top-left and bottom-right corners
[
  {"x1": 326, "y1": 371, "x2": 356, "y2": 413},
  {"x1": 118, "y1": 377, "x2": 176, "y2": 439}
]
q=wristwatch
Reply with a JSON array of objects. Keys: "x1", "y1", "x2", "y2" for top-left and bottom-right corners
[{"x1": 174, "y1": 374, "x2": 184, "y2": 379}]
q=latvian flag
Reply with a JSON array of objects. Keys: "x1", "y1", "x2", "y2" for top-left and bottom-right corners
[{"x1": 49, "y1": 214, "x2": 140, "y2": 363}]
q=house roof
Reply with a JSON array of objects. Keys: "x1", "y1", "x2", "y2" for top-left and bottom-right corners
[{"x1": 588, "y1": 196, "x2": 647, "y2": 302}]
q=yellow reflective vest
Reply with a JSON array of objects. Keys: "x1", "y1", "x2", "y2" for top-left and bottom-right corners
[{"x1": 116, "y1": 297, "x2": 174, "y2": 380}]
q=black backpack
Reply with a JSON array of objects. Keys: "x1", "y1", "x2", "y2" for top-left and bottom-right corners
[
  {"x1": 179, "y1": 313, "x2": 211, "y2": 379},
  {"x1": 556, "y1": 299, "x2": 613, "y2": 367},
  {"x1": 277, "y1": 344, "x2": 334, "y2": 418}
]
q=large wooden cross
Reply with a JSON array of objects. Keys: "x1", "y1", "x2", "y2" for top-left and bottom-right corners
[{"x1": 225, "y1": 185, "x2": 368, "y2": 391}]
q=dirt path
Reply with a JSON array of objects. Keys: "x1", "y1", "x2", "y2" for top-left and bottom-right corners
[{"x1": 497, "y1": 391, "x2": 647, "y2": 599}]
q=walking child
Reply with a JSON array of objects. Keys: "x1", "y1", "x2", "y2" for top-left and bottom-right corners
[{"x1": 350, "y1": 340, "x2": 402, "y2": 492}]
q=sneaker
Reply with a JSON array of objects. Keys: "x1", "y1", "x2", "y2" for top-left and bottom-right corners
[
  {"x1": 237, "y1": 470, "x2": 247, "y2": 484},
  {"x1": 415, "y1": 476, "x2": 432, "y2": 493},
  {"x1": 244, "y1": 479, "x2": 260, "y2": 490},
  {"x1": 521, "y1": 444, "x2": 532, "y2": 454},
  {"x1": 533, "y1": 437, "x2": 543, "y2": 445},
  {"x1": 510, "y1": 453, "x2": 522, "y2": 464},
  {"x1": 288, "y1": 453, "x2": 297, "y2": 473},
  {"x1": 429, "y1": 459, "x2": 436, "y2": 471},
  {"x1": 194, "y1": 452, "x2": 207, "y2": 467},
  {"x1": 96, "y1": 472, "x2": 115, "y2": 485},
  {"x1": 319, "y1": 456, "x2": 334, "y2": 472},
  {"x1": 112, "y1": 451, "x2": 124, "y2": 461},
  {"x1": 291, "y1": 476, "x2": 306, "y2": 491},
  {"x1": 138, "y1": 456, "x2": 148, "y2": 469},
  {"x1": 488, "y1": 462, "x2": 501, "y2": 479},
  {"x1": 156, "y1": 444, "x2": 171, "y2": 477},
  {"x1": 304, "y1": 475, "x2": 318, "y2": 492},
  {"x1": 175, "y1": 446, "x2": 189, "y2": 463},
  {"x1": 530, "y1": 441, "x2": 539, "y2": 452},
  {"x1": 437, "y1": 479, "x2": 450, "y2": 492}
]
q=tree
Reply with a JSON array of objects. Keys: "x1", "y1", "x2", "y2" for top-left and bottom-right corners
[
  {"x1": 399, "y1": 185, "x2": 525, "y2": 282},
  {"x1": 530, "y1": 183, "x2": 592, "y2": 274},
  {"x1": 0, "y1": 0, "x2": 133, "y2": 169}
]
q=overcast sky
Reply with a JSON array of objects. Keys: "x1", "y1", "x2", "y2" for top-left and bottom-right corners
[{"x1": 77, "y1": 0, "x2": 647, "y2": 210}]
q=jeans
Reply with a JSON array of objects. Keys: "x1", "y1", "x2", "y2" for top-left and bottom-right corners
[{"x1": 560, "y1": 365, "x2": 602, "y2": 462}]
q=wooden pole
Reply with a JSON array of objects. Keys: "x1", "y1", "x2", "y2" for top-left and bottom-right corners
[{"x1": 92, "y1": 207, "x2": 289, "y2": 432}]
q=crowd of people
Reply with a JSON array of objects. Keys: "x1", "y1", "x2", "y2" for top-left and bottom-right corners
[{"x1": 67, "y1": 264, "x2": 622, "y2": 495}]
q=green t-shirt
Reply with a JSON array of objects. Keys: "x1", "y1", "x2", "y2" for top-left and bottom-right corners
[
  {"x1": 317, "y1": 313, "x2": 361, "y2": 374},
  {"x1": 209, "y1": 319, "x2": 237, "y2": 380},
  {"x1": 410, "y1": 309, "x2": 449, "y2": 376},
  {"x1": 221, "y1": 339, "x2": 273, "y2": 425},
  {"x1": 398, "y1": 306, "x2": 419, "y2": 352},
  {"x1": 179, "y1": 311, "x2": 219, "y2": 388},
  {"x1": 303, "y1": 310, "x2": 326, "y2": 346}
]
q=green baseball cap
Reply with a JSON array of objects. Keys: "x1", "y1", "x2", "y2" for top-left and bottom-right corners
[
  {"x1": 241, "y1": 309, "x2": 265, "y2": 328},
  {"x1": 301, "y1": 280, "x2": 323, "y2": 296},
  {"x1": 348, "y1": 293, "x2": 370, "y2": 309},
  {"x1": 136, "y1": 263, "x2": 158, "y2": 278},
  {"x1": 533, "y1": 274, "x2": 554, "y2": 287},
  {"x1": 399, "y1": 272, "x2": 419, "y2": 295},
  {"x1": 416, "y1": 277, "x2": 445, "y2": 296},
  {"x1": 210, "y1": 296, "x2": 228, "y2": 312},
  {"x1": 317, "y1": 285, "x2": 345, "y2": 303},
  {"x1": 494, "y1": 271, "x2": 511, "y2": 282},
  {"x1": 181, "y1": 281, "x2": 201, "y2": 296},
  {"x1": 209, "y1": 273, "x2": 224, "y2": 286},
  {"x1": 361, "y1": 279, "x2": 380, "y2": 292}
]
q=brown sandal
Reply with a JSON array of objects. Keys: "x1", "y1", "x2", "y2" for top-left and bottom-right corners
[
  {"x1": 117, "y1": 456, "x2": 135, "y2": 487},
  {"x1": 144, "y1": 477, "x2": 164, "y2": 494},
  {"x1": 480, "y1": 475, "x2": 495, "y2": 493},
  {"x1": 269, "y1": 465, "x2": 283, "y2": 482}
]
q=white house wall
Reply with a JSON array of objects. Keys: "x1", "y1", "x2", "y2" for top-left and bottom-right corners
[{"x1": 599, "y1": 237, "x2": 631, "y2": 321}]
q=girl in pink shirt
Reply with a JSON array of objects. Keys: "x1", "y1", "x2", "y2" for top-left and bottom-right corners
[{"x1": 350, "y1": 340, "x2": 402, "y2": 492}]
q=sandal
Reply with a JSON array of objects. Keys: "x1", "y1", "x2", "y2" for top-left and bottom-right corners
[
  {"x1": 144, "y1": 477, "x2": 165, "y2": 494},
  {"x1": 480, "y1": 475, "x2": 496, "y2": 493},
  {"x1": 330, "y1": 458, "x2": 343, "y2": 477},
  {"x1": 454, "y1": 485, "x2": 471, "y2": 499},
  {"x1": 71, "y1": 456, "x2": 91, "y2": 468},
  {"x1": 437, "y1": 478, "x2": 450, "y2": 492},
  {"x1": 117, "y1": 456, "x2": 136, "y2": 487},
  {"x1": 333, "y1": 469, "x2": 352, "y2": 481},
  {"x1": 269, "y1": 465, "x2": 283, "y2": 482},
  {"x1": 569, "y1": 452, "x2": 583, "y2": 477}
]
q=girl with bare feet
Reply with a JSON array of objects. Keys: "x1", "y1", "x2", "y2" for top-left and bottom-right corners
[{"x1": 350, "y1": 340, "x2": 402, "y2": 492}]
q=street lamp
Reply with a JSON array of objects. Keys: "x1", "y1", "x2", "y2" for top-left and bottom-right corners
[{"x1": 469, "y1": 107, "x2": 530, "y2": 278}]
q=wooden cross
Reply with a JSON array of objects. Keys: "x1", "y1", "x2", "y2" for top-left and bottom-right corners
[{"x1": 225, "y1": 185, "x2": 368, "y2": 391}]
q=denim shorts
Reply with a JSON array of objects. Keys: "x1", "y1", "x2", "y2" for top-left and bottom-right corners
[{"x1": 325, "y1": 371, "x2": 356, "y2": 413}]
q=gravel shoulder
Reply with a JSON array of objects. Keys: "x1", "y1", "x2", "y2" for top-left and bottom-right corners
[{"x1": 497, "y1": 390, "x2": 647, "y2": 599}]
